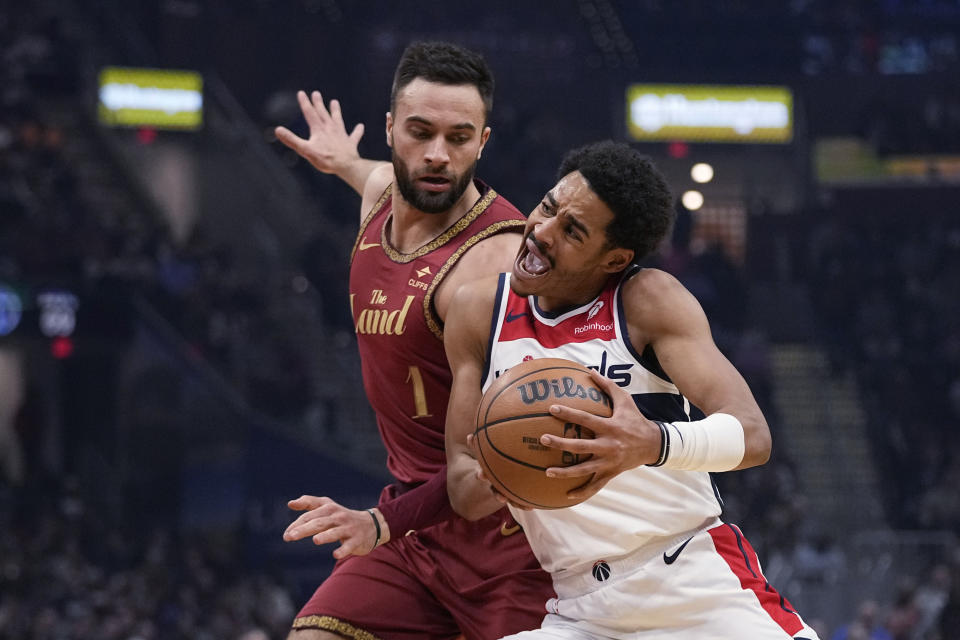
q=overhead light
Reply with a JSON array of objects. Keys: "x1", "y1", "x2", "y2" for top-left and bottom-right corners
[
  {"x1": 691, "y1": 162, "x2": 714, "y2": 183},
  {"x1": 682, "y1": 190, "x2": 704, "y2": 210}
]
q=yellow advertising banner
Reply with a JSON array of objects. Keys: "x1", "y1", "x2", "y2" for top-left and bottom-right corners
[
  {"x1": 626, "y1": 84, "x2": 792, "y2": 143},
  {"x1": 98, "y1": 67, "x2": 203, "y2": 130}
]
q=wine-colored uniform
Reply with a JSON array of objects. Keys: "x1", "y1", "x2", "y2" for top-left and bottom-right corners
[{"x1": 293, "y1": 181, "x2": 554, "y2": 640}]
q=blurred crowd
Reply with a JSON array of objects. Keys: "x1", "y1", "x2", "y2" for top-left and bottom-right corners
[
  {"x1": 807, "y1": 211, "x2": 960, "y2": 532},
  {"x1": 1, "y1": 4, "x2": 82, "y2": 285},
  {"x1": 4, "y1": 0, "x2": 960, "y2": 638},
  {"x1": 0, "y1": 0, "x2": 313, "y2": 424},
  {"x1": 0, "y1": 479, "x2": 295, "y2": 640},
  {"x1": 797, "y1": 0, "x2": 960, "y2": 77},
  {"x1": 796, "y1": 205, "x2": 960, "y2": 639}
]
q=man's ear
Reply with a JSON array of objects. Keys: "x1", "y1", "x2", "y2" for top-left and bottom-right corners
[
  {"x1": 385, "y1": 112, "x2": 393, "y2": 147},
  {"x1": 477, "y1": 126, "x2": 491, "y2": 160},
  {"x1": 604, "y1": 248, "x2": 634, "y2": 273}
]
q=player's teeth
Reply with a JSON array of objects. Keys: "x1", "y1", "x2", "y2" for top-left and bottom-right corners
[{"x1": 524, "y1": 251, "x2": 548, "y2": 274}]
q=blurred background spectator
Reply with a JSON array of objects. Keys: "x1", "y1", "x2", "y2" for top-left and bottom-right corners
[{"x1": 2, "y1": 0, "x2": 959, "y2": 638}]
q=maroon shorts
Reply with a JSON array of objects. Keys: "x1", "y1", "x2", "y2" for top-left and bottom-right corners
[{"x1": 292, "y1": 507, "x2": 553, "y2": 640}]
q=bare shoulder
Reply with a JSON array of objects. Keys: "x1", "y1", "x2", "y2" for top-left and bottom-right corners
[
  {"x1": 622, "y1": 267, "x2": 685, "y2": 301},
  {"x1": 446, "y1": 273, "x2": 503, "y2": 340},
  {"x1": 358, "y1": 164, "x2": 395, "y2": 221},
  {"x1": 451, "y1": 272, "x2": 503, "y2": 307},
  {"x1": 455, "y1": 230, "x2": 523, "y2": 277},
  {"x1": 433, "y1": 229, "x2": 522, "y2": 322},
  {"x1": 622, "y1": 267, "x2": 708, "y2": 337}
]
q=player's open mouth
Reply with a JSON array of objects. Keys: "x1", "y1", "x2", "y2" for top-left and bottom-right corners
[
  {"x1": 416, "y1": 175, "x2": 451, "y2": 192},
  {"x1": 515, "y1": 236, "x2": 551, "y2": 278}
]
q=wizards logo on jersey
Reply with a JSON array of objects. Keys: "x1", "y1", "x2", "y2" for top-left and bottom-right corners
[
  {"x1": 495, "y1": 350, "x2": 634, "y2": 388},
  {"x1": 586, "y1": 350, "x2": 633, "y2": 387}
]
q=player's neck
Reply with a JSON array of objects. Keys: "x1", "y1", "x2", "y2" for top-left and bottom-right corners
[
  {"x1": 534, "y1": 293, "x2": 598, "y2": 315},
  {"x1": 530, "y1": 274, "x2": 611, "y2": 315},
  {"x1": 388, "y1": 181, "x2": 482, "y2": 253}
]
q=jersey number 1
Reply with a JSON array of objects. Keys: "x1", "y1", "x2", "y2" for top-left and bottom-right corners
[{"x1": 406, "y1": 366, "x2": 432, "y2": 418}]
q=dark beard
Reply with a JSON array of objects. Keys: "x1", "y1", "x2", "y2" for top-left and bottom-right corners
[{"x1": 392, "y1": 153, "x2": 477, "y2": 214}]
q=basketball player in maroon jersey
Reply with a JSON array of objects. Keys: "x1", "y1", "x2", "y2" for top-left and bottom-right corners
[{"x1": 274, "y1": 42, "x2": 553, "y2": 639}]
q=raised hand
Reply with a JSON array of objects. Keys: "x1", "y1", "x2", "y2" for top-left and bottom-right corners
[{"x1": 274, "y1": 90, "x2": 365, "y2": 175}]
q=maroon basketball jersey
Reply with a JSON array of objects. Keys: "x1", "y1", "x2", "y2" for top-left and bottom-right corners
[{"x1": 349, "y1": 180, "x2": 525, "y2": 485}]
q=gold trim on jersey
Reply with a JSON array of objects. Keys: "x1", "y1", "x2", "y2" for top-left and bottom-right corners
[
  {"x1": 381, "y1": 186, "x2": 500, "y2": 264},
  {"x1": 349, "y1": 184, "x2": 393, "y2": 263},
  {"x1": 423, "y1": 219, "x2": 526, "y2": 341},
  {"x1": 291, "y1": 615, "x2": 383, "y2": 640}
]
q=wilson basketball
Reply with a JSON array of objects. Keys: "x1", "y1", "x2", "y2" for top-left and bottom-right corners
[{"x1": 473, "y1": 357, "x2": 612, "y2": 509}]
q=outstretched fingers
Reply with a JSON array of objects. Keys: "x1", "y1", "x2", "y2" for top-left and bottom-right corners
[
  {"x1": 296, "y1": 90, "x2": 324, "y2": 129},
  {"x1": 348, "y1": 122, "x2": 365, "y2": 145},
  {"x1": 274, "y1": 125, "x2": 307, "y2": 153},
  {"x1": 283, "y1": 496, "x2": 334, "y2": 540},
  {"x1": 327, "y1": 97, "x2": 344, "y2": 126},
  {"x1": 287, "y1": 495, "x2": 331, "y2": 511}
]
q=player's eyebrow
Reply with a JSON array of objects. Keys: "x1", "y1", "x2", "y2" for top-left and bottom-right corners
[
  {"x1": 566, "y1": 214, "x2": 590, "y2": 237},
  {"x1": 405, "y1": 115, "x2": 476, "y2": 131},
  {"x1": 546, "y1": 191, "x2": 590, "y2": 237}
]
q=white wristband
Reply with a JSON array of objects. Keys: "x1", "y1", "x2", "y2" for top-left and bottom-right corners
[{"x1": 647, "y1": 413, "x2": 746, "y2": 472}]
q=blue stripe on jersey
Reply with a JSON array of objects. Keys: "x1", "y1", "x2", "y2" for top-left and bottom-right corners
[
  {"x1": 638, "y1": 344, "x2": 671, "y2": 385},
  {"x1": 617, "y1": 266, "x2": 673, "y2": 383},
  {"x1": 711, "y1": 474, "x2": 725, "y2": 510},
  {"x1": 531, "y1": 295, "x2": 591, "y2": 321},
  {"x1": 617, "y1": 266, "x2": 707, "y2": 420},
  {"x1": 616, "y1": 267, "x2": 669, "y2": 381},
  {"x1": 631, "y1": 393, "x2": 694, "y2": 423},
  {"x1": 482, "y1": 273, "x2": 508, "y2": 386},
  {"x1": 615, "y1": 266, "x2": 647, "y2": 360}
]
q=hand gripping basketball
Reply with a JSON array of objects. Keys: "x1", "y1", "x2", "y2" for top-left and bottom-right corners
[
  {"x1": 542, "y1": 367, "x2": 664, "y2": 502},
  {"x1": 473, "y1": 358, "x2": 612, "y2": 509}
]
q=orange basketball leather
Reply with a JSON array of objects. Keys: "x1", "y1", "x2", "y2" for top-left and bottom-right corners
[{"x1": 474, "y1": 358, "x2": 611, "y2": 509}]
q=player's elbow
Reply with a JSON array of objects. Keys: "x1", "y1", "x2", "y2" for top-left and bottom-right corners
[
  {"x1": 449, "y1": 493, "x2": 485, "y2": 521},
  {"x1": 446, "y1": 467, "x2": 489, "y2": 521},
  {"x1": 740, "y1": 418, "x2": 772, "y2": 469},
  {"x1": 447, "y1": 487, "x2": 490, "y2": 521}
]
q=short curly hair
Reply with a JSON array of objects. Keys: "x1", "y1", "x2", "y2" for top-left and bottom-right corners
[
  {"x1": 557, "y1": 140, "x2": 674, "y2": 261},
  {"x1": 391, "y1": 41, "x2": 495, "y2": 123}
]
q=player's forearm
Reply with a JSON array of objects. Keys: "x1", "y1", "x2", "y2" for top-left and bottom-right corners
[
  {"x1": 376, "y1": 467, "x2": 456, "y2": 537},
  {"x1": 447, "y1": 453, "x2": 503, "y2": 521},
  {"x1": 338, "y1": 158, "x2": 389, "y2": 196},
  {"x1": 733, "y1": 409, "x2": 771, "y2": 470},
  {"x1": 647, "y1": 411, "x2": 772, "y2": 473}
]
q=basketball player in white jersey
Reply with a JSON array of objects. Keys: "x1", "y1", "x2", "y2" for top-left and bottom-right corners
[{"x1": 443, "y1": 141, "x2": 820, "y2": 639}]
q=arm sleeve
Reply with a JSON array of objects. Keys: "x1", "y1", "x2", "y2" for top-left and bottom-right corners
[{"x1": 377, "y1": 467, "x2": 456, "y2": 536}]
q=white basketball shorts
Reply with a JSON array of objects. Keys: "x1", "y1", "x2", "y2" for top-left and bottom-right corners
[{"x1": 502, "y1": 519, "x2": 820, "y2": 640}]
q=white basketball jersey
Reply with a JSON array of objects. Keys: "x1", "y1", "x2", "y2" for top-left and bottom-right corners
[{"x1": 482, "y1": 268, "x2": 723, "y2": 575}]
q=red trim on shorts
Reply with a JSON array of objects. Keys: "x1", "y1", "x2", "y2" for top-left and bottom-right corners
[{"x1": 708, "y1": 523, "x2": 804, "y2": 636}]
